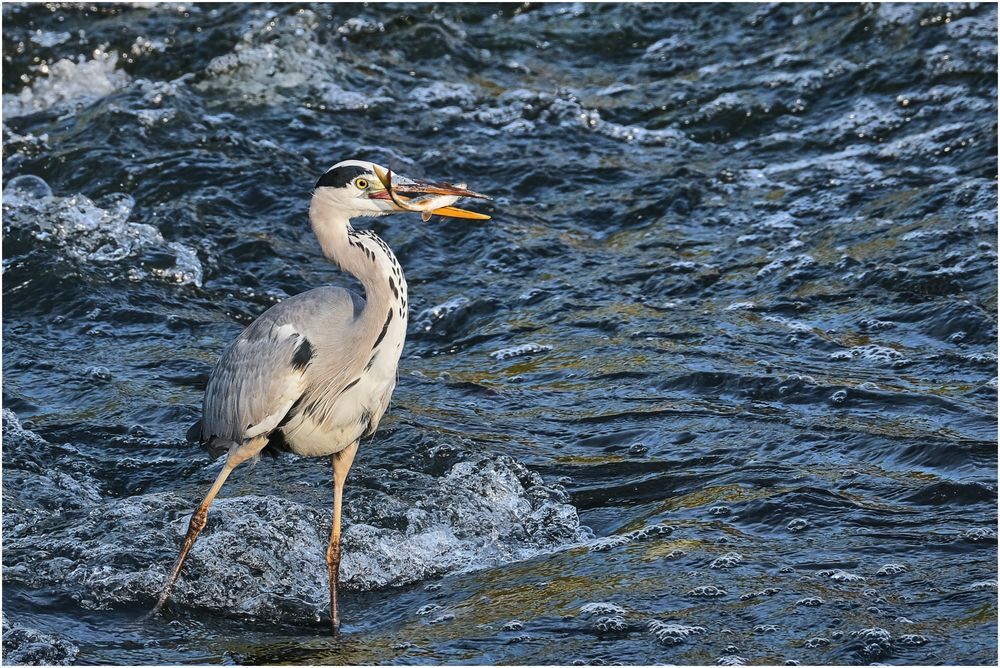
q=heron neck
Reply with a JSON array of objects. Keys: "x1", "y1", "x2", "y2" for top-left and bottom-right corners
[{"x1": 309, "y1": 195, "x2": 406, "y2": 331}]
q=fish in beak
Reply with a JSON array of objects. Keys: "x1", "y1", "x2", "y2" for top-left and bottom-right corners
[{"x1": 372, "y1": 165, "x2": 492, "y2": 221}]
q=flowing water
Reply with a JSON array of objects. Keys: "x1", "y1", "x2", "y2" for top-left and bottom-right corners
[{"x1": 2, "y1": 3, "x2": 997, "y2": 665}]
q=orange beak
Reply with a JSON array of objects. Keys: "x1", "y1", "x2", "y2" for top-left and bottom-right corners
[{"x1": 372, "y1": 165, "x2": 492, "y2": 220}]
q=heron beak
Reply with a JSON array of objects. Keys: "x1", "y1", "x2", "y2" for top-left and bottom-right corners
[{"x1": 372, "y1": 165, "x2": 492, "y2": 220}]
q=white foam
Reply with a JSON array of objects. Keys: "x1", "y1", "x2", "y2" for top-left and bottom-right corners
[
  {"x1": 648, "y1": 620, "x2": 707, "y2": 646},
  {"x1": 414, "y1": 296, "x2": 470, "y2": 333},
  {"x1": 829, "y1": 344, "x2": 911, "y2": 367},
  {"x1": 490, "y1": 343, "x2": 552, "y2": 361},
  {"x1": 468, "y1": 88, "x2": 692, "y2": 147},
  {"x1": 3, "y1": 443, "x2": 587, "y2": 617},
  {"x1": 198, "y1": 9, "x2": 387, "y2": 110},
  {"x1": 3, "y1": 49, "x2": 129, "y2": 119},
  {"x1": 3, "y1": 175, "x2": 203, "y2": 286},
  {"x1": 761, "y1": 314, "x2": 814, "y2": 333}
]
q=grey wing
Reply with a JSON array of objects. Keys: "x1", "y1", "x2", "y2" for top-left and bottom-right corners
[
  {"x1": 188, "y1": 286, "x2": 364, "y2": 448},
  {"x1": 194, "y1": 319, "x2": 312, "y2": 447}
]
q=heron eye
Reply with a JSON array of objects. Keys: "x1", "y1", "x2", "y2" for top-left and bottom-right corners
[{"x1": 354, "y1": 177, "x2": 369, "y2": 190}]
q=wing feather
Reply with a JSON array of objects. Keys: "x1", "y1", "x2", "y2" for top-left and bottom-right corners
[
  {"x1": 197, "y1": 320, "x2": 310, "y2": 446},
  {"x1": 190, "y1": 285, "x2": 366, "y2": 449}
]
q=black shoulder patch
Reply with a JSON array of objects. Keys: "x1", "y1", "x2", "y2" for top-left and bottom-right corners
[
  {"x1": 316, "y1": 165, "x2": 370, "y2": 189},
  {"x1": 291, "y1": 337, "x2": 314, "y2": 371}
]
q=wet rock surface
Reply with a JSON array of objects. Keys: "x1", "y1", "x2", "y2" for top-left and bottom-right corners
[
  {"x1": 3, "y1": 412, "x2": 585, "y2": 621},
  {"x1": 2, "y1": 2, "x2": 997, "y2": 665}
]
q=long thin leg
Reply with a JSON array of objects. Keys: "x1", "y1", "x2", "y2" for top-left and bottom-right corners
[
  {"x1": 327, "y1": 441, "x2": 359, "y2": 634},
  {"x1": 150, "y1": 438, "x2": 265, "y2": 616}
]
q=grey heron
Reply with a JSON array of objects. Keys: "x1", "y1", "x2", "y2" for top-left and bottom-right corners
[{"x1": 150, "y1": 159, "x2": 491, "y2": 632}]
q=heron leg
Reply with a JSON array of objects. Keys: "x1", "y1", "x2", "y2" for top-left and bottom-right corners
[
  {"x1": 150, "y1": 437, "x2": 265, "y2": 617},
  {"x1": 327, "y1": 441, "x2": 359, "y2": 634}
]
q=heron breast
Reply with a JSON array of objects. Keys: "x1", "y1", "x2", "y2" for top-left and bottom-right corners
[{"x1": 281, "y1": 373, "x2": 396, "y2": 457}]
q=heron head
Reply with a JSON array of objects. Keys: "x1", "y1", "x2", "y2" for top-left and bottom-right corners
[{"x1": 314, "y1": 160, "x2": 491, "y2": 220}]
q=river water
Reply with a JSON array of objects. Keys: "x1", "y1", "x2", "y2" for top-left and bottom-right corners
[{"x1": 2, "y1": 3, "x2": 997, "y2": 665}]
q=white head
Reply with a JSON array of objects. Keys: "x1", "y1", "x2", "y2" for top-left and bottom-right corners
[{"x1": 313, "y1": 159, "x2": 491, "y2": 220}]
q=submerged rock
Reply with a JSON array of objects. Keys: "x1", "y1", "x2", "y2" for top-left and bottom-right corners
[
  {"x1": 1, "y1": 615, "x2": 79, "y2": 666},
  {"x1": 2, "y1": 411, "x2": 586, "y2": 619}
]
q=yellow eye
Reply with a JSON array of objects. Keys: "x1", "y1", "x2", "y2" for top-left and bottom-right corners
[{"x1": 354, "y1": 177, "x2": 369, "y2": 190}]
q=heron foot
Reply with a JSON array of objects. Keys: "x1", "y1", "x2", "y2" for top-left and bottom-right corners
[{"x1": 142, "y1": 600, "x2": 167, "y2": 622}]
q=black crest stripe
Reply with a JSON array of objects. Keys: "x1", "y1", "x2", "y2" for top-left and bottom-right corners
[{"x1": 316, "y1": 165, "x2": 369, "y2": 189}]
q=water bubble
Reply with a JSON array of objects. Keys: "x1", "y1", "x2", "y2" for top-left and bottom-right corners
[
  {"x1": 627, "y1": 443, "x2": 648, "y2": 456},
  {"x1": 84, "y1": 366, "x2": 113, "y2": 383},
  {"x1": 786, "y1": 518, "x2": 809, "y2": 532},
  {"x1": 818, "y1": 568, "x2": 865, "y2": 583},
  {"x1": 876, "y1": 563, "x2": 908, "y2": 576},
  {"x1": 687, "y1": 585, "x2": 727, "y2": 598},
  {"x1": 490, "y1": 343, "x2": 552, "y2": 361},
  {"x1": 6, "y1": 174, "x2": 53, "y2": 201},
  {"x1": 710, "y1": 552, "x2": 744, "y2": 570},
  {"x1": 589, "y1": 524, "x2": 672, "y2": 552},
  {"x1": 897, "y1": 633, "x2": 928, "y2": 646},
  {"x1": 715, "y1": 655, "x2": 747, "y2": 666},
  {"x1": 580, "y1": 602, "x2": 627, "y2": 616},
  {"x1": 594, "y1": 615, "x2": 628, "y2": 633},
  {"x1": 500, "y1": 620, "x2": 524, "y2": 631},
  {"x1": 753, "y1": 624, "x2": 779, "y2": 633},
  {"x1": 853, "y1": 627, "x2": 892, "y2": 660},
  {"x1": 708, "y1": 505, "x2": 731, "y2": 516},
  {"x1": 726, "y1": 301, "x2": 756, "y2": 311},
  {"x1": 829, "y1": 345, "x2": 911, "y2": 367},
  {"x1": 589, "y1": 536, "x2": 629, "y2": 552},
  {"x1": 416, "y1": 604, "x2": 442, "y2": 615},
  {"x1": 804, "y1": 637, "x2": 830, "y2": 648},
  {"x1": 962, "y1": 527, "x2": 996, "y2": 542},
  {"x1": 795, "y1": 597, "x2": 824, "y2": 607},
  {"x1": 830, "y1": 390, "x2": 848, "y2": 404},
  {"x1": 414, "y1": 296, "x2": 471, "y2": 335},
  {"x1": 647, "y1": 620, "x2": 706, "y2": 646},
  {"x1": 740, "y1": 588, "x2": 779, "y2": 601}
]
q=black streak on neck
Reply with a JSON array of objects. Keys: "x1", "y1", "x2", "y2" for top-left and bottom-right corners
[{"x1": 371, "y1": 310, "x2": 393, "y2": 350}]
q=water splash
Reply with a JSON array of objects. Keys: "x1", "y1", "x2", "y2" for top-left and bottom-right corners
[
  {"x1": 3, "y1": 175, "x2": 203, "y2": 286},
  {"x1": 2, "y1": 48, "x2": 128, "y2": 119},
  {"x1": 2, "y1": 410, "x2": 586, "y2": 618}
]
